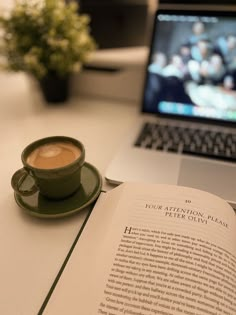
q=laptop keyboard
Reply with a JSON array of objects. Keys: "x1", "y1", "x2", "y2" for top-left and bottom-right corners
[{"x1": 134, "y1": 122, "x2": 236, "y2": 162}]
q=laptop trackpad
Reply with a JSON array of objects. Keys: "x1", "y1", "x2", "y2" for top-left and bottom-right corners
[{"x1": 178, "y1": 158, "x2": 236, "y2": 202}]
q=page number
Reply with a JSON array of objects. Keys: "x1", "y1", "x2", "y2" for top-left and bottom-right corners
[{"x1": 185, "y1": 200, "x2": 191, "y2": 203}]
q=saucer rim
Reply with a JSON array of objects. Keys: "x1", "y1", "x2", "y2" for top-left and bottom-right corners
[{"x1": 14, "y1": 162, "x2": 102, "y2": 219}]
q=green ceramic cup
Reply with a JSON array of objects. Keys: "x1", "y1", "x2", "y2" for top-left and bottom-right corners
[{"x1": 11, "y1": 136, "x2": 85, "y2": 200}]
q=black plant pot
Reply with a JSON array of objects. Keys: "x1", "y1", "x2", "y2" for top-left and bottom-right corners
[{"x1": 39, "y1": 74, "x2": 70, "y2": 103}]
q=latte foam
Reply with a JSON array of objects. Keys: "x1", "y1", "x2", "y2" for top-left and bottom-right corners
[{"x1": 27, "y1": 142, "x2": 81, "y2": 169}]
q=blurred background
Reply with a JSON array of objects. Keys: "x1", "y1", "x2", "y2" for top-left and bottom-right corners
[
  {"x1": 1, "y1": 0, "x2": 236, "y2": 50},
  {"x1": 78, "y1": 0, "x2": 236, "y2": 49}
]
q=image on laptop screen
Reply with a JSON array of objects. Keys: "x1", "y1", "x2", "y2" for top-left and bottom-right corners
[{"x1": 143, "y1": 10, "x2": 236, "y2": 123}]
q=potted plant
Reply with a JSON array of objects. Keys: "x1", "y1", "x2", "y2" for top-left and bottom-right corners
[{"x1": 0, "y1": 0, "x2": 96, "y2": 103}]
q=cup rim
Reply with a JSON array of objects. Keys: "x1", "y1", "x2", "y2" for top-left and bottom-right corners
[{"x1": 21, "y1": 136, "x2": 85, "y2": 172}]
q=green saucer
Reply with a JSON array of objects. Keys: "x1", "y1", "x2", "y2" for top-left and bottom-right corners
[{"x1": 14, "y1": 162, "x2": 102, "y2": 219}]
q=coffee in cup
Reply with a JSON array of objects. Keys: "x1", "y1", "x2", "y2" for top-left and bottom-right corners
[
  {"x1": 11, "y1": 136, "x2": 85, "y2": 200},
  {"x1": 26, "y1": 142, "x2": 81, "y2": 169}
]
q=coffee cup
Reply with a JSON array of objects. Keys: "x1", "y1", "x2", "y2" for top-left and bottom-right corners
[{"x1": 11, "y1": 136, "x2": 85, "y2": 200}]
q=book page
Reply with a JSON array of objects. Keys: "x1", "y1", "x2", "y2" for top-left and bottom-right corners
[{"x1": 43, "y1": 183, "x2": 236, "y2": 315}]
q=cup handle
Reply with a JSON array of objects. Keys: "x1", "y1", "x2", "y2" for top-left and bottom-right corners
[{"x1": 11, "y1": 168, "x2": 38, "y2": 196}]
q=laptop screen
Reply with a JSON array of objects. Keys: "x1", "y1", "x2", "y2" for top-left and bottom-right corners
[{"x1": 142, "y1": 9, "x2": 236, "y2": 124}]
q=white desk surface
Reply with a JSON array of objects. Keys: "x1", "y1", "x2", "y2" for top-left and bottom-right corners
[{"x1": 0, "y1": 71, "x2": 139, "y2": 315}]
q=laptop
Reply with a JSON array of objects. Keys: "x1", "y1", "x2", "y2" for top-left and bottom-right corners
[{"x1": 105, "y1": 7, "x2": 236, "y2": 208}]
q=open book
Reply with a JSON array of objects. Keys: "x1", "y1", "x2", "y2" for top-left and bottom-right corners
[{"x1": 43, "y1": 182, "x2": 236, "y2": 315}]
